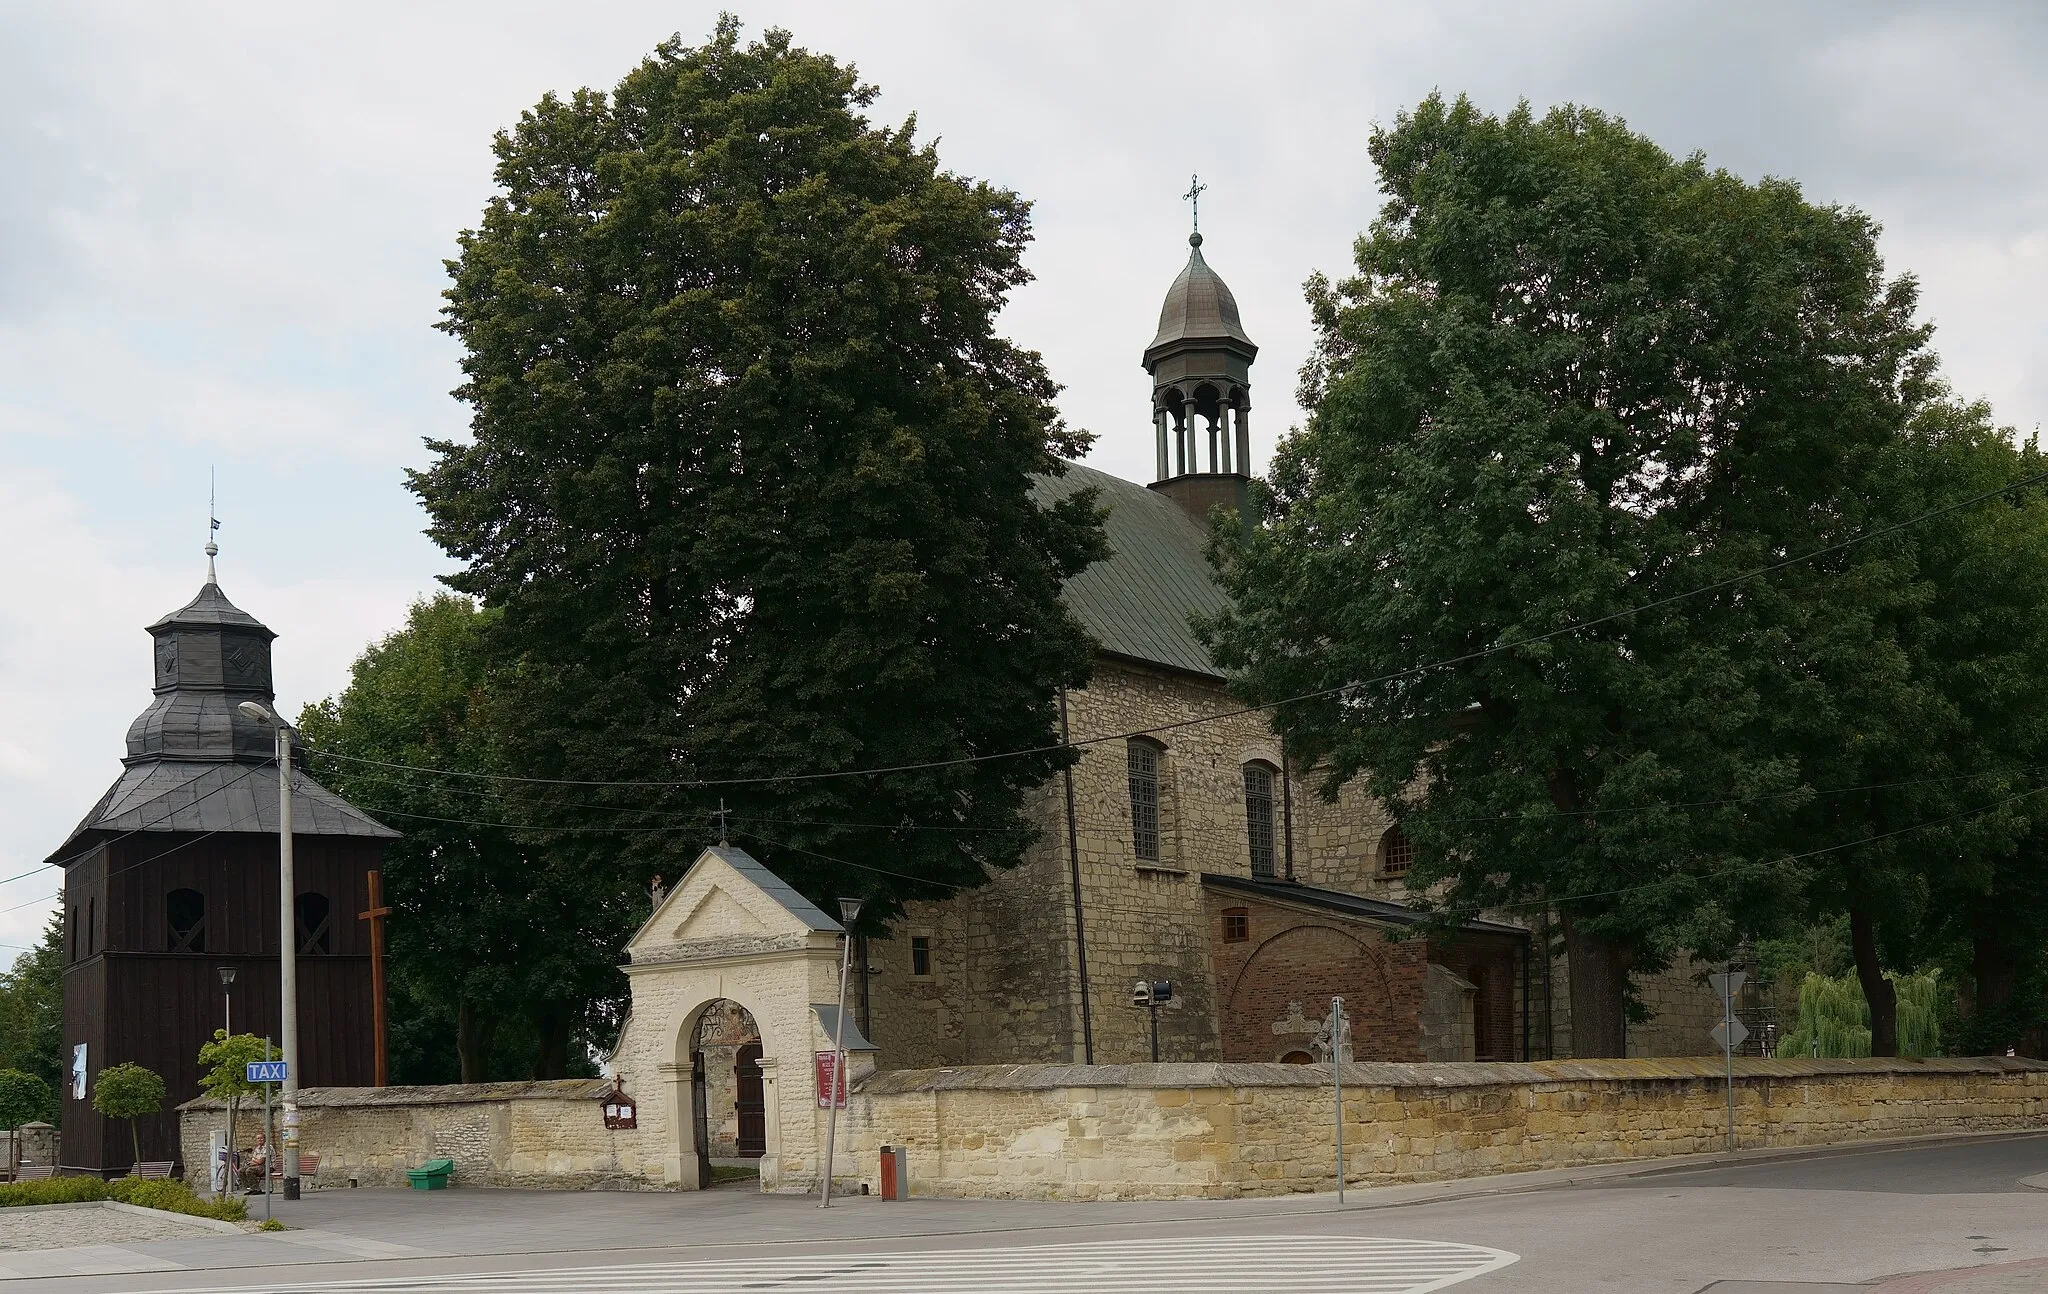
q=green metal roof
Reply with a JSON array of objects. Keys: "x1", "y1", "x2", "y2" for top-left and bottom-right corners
[{"x1": 1035, "y1": 462, "x2": 1228, "y2": 679}]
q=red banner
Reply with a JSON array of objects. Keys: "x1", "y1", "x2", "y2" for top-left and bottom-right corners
[{"x1": 814, "y1": 1051, "x2": 847, "y2": 1109}]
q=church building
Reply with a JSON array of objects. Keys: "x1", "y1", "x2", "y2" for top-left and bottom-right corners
[
  {"x1": 46, "y1": 567, "x2": 396, "y2": 1170},
  {"x1": 859, "y1": 229, "x2": 1723, "y2": 1068}
]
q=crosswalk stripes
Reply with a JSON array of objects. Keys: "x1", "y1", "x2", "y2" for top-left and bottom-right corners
[{"x1": 142, "y1": 1234, "x2": 1518, "y2": 1293}]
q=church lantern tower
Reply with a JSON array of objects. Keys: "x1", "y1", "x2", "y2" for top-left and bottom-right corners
[
  {"x1": 46, "y1": 555, "x2": 397, "y2": 1172},
  {"x1": 1144, "y1": 223, "x2": 1258, "y2": 522}
]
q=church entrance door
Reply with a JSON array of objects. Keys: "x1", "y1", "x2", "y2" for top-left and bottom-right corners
[{"x1": 734, "y1": 1043, "x2": 766, "y2": 1158}]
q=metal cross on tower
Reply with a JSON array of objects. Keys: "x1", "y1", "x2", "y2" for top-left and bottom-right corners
[{"x1": 1183, "y1": 173, "x2": 1207, "y2": 233}]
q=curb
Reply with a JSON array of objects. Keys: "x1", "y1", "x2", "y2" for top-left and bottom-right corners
[
  {"x1": 0, "y1": 1199, "x2": 245, "y2": 1235},
  {"x1": 1306, "y1": 1123, "x2": 2048, "y2": 1212}
]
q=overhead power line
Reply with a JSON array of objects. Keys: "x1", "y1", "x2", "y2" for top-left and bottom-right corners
[{"x1": 299, "y1": 465, "x2": 2048, "y2": 791}]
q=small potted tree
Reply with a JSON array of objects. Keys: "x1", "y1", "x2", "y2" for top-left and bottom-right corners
[
  {"x1": 196, "y1": 1031, "x2": 269, "y2": 1192},
  {"x1": 92, "y1": 1062, "x2": 167, "y2": 1171}
]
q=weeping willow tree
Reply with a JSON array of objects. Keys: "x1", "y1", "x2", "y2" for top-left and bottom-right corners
[{"x1": 1777, "y1": 971, "x2": 1945, "y2": 1058}]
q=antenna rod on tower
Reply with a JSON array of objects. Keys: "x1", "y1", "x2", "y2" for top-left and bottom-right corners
[{"x1": 206, "y1": 468, "x2": 220, "y2": 582}]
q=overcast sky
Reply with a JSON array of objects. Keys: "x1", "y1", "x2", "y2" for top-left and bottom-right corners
[{"x1": 4, "y1": 1, "x2": 2046, "y2": 958}]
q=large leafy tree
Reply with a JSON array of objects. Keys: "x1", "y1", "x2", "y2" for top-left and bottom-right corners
[
  {"x1": 1206, "y1": 95, "x2": 1939, "y2": 1055},
  {"x1": 0, "y1": 911, "x2": 62, "y2": 1093},
  {"x1": 410, "y1": 21, "x2": 1101, "y2": 942},
  {"x1": 301, "y1": 595, "x2": 611, "y2": 1081}
]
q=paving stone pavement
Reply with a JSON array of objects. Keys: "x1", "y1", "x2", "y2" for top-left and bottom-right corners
[
  {"x1": 0, "y1": 1203, "x2": 220, "y2": 1253},
  {"x1": 123, "y1": 1235, "x2": 1520, "y2": 1294}
]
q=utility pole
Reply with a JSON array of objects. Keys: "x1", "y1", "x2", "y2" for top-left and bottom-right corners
[
  {"x1": 819, "y1": 897, "x2": 862, "y2": 1207},
  {"x1": 237, "y1": 702, "x2": 301, "y2": 1199}
]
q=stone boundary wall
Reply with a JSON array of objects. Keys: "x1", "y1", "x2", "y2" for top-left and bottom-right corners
[
  {"x1": 178, "y1": 1080, "x2": 663, "y2": 1190},
  {"x1": 838, "y1": 1056, "x2": 2048, "y2": 1201},
  {"x1": 177, "y1": 1058, "x2": 2048, "y2": 1199}
]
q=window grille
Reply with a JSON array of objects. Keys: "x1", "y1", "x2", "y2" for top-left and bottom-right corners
[
  {"x1": 1381, "y1": 823, "x2": 1414, "y2": 878},
  {"x1": 1127, "y1": 741, "x2": 1161, "y2": 861},
  {"x1": 910, "y1": 935, "x2": 933, "y2": 977},
  {"x1": 1222, "y1": 907, "x2": 1249, "y2": 943},
  {"x1": 167, "y1": 889, "x2": 206, "y2": 953},
  {"x1": 1242, "y1": 764, "x2": 1277, "y2": 877}
]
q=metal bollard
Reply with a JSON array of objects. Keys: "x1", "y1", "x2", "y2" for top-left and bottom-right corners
[{"x1": 879, "y1": 1145, "x2": 908, "y2": 1200}]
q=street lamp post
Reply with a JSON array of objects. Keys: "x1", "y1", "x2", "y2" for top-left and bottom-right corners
[
  {"x1": 237, "y1": 701, "x2": 301, "y2": 1201},
  {"x1": 217, "y1": 966, "x2": 236, "y2": 1197},
  {"x1": 819, "y1": 896, "x2": 862, "y2": 1208}
]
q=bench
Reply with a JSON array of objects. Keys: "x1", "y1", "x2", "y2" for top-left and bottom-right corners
[
  {"x1": 12, "y1": 1165, "x2": 51, "y2": 1181},
  {"x1": 129, "y1": 1161, "x2": 175, "y2": 1180},
  {"x1": 262, "y1": 1152, "x2": 320, "y2": 1181}
]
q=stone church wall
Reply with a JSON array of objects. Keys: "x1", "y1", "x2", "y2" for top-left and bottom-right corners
[
  {"x1": 863, "y1": 652, "x2": 1729, "y2": 1069},
  {"x1": 843, "y1": 1057, "x2": 2048, "y2": 1201}
]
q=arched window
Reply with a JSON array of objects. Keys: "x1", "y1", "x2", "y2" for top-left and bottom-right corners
[
  {"x1": 1380, "y1": 823, "x2": 1414, "y2": 879},
  {"x1": 296, "y1": 892, "x2": 332, "y2": 955},
  {"x1": 1126, "y1": 740, "x2": 1162, "y2": 862},
  {"x1": 167, "y1": 889, "x2": 206, "y2": 953},
  {"x1": 1242, "y1": 763, "x2": 1278, "y2": 878}
]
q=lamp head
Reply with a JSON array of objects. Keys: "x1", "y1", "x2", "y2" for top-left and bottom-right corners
[
  {"x1": 236, "y1": 701, "x2": 276, "y2": 724},
  {"x1": 217, "y1": 966, "x2": 237, "y2": 988},
  {"x1": 837, "y1": 897, "x2": 864, "y2": 926}
]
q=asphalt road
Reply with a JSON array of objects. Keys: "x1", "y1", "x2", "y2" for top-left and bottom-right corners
[{"x1": 26, "y1": 1131, "x2": 2048, "y2": 1293}]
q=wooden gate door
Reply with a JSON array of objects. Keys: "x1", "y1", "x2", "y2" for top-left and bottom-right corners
[{"x1": 734, "y1": 1043, "x2": 766, "y2": 1159}]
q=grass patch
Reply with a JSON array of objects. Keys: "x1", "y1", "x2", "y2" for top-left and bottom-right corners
[
  {"x1": 0, "y1": 1176, "x2": 247, "y2": 1221},
  {"x1": 709, "y1": 1164, "x2": 760, "y2": 1185}
]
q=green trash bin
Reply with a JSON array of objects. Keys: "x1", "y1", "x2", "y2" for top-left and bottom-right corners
[{"x1": 405, "y1": 1158, "x2": 455, "y2": 1191}]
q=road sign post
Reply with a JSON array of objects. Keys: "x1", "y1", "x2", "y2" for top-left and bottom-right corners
[
  {"x1": 1708, "y1": 970, "x2": 1748, "y2": 1152},
  {"x1": 1330, "y1": 996, "x2": 1346, "y2": 1203}
]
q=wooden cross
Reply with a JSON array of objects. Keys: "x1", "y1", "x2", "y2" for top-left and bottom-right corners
[{"x1": 358, "y1": 870, "x2": 392, "y2": 1087}]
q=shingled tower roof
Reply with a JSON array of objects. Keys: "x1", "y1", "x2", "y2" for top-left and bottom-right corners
[{"x1": 48, "y1": 576, "x2": 397, "y2": 863}]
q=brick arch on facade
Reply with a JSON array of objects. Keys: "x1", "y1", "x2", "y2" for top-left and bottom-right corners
[{"x1": 1216, "y1": 921, "x2": 1429, "y2": 1063}]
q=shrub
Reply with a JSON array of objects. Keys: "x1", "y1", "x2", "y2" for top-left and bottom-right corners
[
  {"x1": 1776, "y1": 970, "x2": 1946, "y2": 1059},
  {"x1": 0, "y1": 1175, "x2": 246, "y2": 1221}
]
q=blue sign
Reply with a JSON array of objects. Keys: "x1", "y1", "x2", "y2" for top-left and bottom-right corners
[{"x1": 245, "y1": 1061, "x2": 288, "y2": 1084}]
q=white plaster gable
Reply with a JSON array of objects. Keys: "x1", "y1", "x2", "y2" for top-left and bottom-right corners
[{"x1": 627, "y1": 845, "x2": 843, "y2": 955}]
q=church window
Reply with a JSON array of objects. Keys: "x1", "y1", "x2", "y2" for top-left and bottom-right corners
[
  {"x1": 1127, "y1": 740, "x2": 1162, "y2": 861},
  {"x1": 910, "y1": 935, "x2": 932, "y2": 978},
  {"x1": 1221, "y1": 908, "x2": 1249, "y2": 943},
  {"x1": 296, "y1": 892, "x2": 332, "y2": 955},
  {"x1": 1242, "y1": 763, "x2": 1277, "y2": 877},
  {"x1": 1380, "y1": 824, "x2": 1414, "y2": 879},
  {"x1": 167, "y1": 889, "x2": 206, "y2": 954}
]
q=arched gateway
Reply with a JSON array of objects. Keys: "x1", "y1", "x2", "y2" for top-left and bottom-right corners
[{"x1": 609, "y1": 845, "x2": 874, "y2": 1192}]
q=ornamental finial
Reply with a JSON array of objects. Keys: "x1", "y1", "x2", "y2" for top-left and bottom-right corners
[{"x1": 1183, "y1": 173, "x2": 1207, "y2": 243}]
